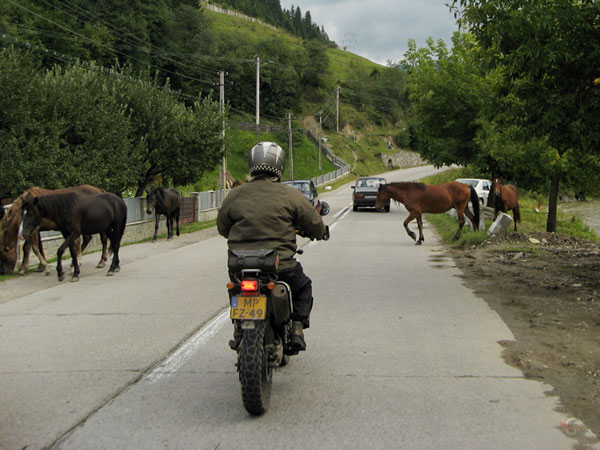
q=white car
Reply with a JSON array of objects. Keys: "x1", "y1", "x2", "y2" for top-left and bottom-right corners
[{"x1": 455, "y1": 178, "x2": 491, "y2": 205}]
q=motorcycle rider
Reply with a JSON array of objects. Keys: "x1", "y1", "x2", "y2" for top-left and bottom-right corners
[{"x1": 217, "y1": 141, "x2": 327, "y2": 353}]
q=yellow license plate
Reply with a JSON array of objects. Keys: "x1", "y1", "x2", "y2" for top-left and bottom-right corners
[{"x1": 230, "y1": 296, "x2": 267, "y2": 320}]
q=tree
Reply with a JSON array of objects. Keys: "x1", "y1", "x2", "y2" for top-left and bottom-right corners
[
  {"x1": 113, "y1": 74, "x2": 222, "y2": 196},
  {"x1": 0, "y1": 48, "x2": 134, "y2": 195},
  {"x1": 451, "y1": 0, "x2": 600, "y2": 231},
  {"x1": 402, "y1": 33, "x2": 489, "y2": 168}
]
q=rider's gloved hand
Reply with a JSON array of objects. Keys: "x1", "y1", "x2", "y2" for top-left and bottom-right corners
[
  {"x1": 315, "y1": 201, "x2": 323, "y2": 215},
  {"x1": 322, "y1": 225, "x2": 330, "y2": 241}
]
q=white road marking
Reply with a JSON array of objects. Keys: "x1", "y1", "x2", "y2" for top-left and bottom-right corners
[
  {"x1": 307, "y1": 205, "x2": 351, "y2": 248},
  {"x1": 147, "y1": 308, "x2": 229, "y2": 383}
]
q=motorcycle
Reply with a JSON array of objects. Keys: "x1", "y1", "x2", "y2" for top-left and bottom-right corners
[{"x1": 226, "y1": 201, "x2": 330, "y2": 415}]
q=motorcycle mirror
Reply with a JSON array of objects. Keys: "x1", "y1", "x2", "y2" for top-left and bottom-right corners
[{"x1": 318, "y1": 201, "x2": 330, "y2": 216}]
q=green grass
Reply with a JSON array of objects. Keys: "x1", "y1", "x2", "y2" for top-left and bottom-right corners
[
  {"x1": 421, "y1": 168, "x2": 600, "y2": 247},
  {"x1": 325, "y1": 48, "x2": 382, "y2": 82},
  {"x1": 206, "y1": 10, "x2": 302, "y2": 51}
]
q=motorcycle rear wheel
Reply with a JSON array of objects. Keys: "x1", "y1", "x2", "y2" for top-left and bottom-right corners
[{"x1": 238, "y1": 321, "x2": 272, "y2": 415}]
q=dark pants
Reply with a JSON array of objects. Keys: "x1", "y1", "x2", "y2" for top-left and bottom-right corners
[
  {"x1": 278, "y1": 262, "x2": 313, "y2": 329},
  {"x1": 228, "y1": 262, "x2": 314, "y2": 329}
]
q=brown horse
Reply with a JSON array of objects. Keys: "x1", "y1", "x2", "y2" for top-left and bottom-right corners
[
  {"x1": 489, "y1": 177, "x2": 520, "y2": 231},
  {"x1": 0, "y1": 185, "x2": 108, "y2": 275},
  {"x1": 376, "y1": 181, "x2": 480, "y2": 244},
  {"x1": 21, "y1": 192, "x2": 127, "y2": 281}
]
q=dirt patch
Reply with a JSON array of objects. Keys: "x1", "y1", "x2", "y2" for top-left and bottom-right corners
[{"x1": 448, "y1": 232, "x2": 600, "y2": 442}]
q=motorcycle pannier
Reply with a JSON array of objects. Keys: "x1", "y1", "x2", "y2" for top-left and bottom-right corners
[{"x1": 228, "y1": 249, "x2": 279, "y2": 273}]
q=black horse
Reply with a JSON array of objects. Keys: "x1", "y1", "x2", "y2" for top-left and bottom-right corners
[
  {"x1": 146, "y1": 187, "x2": 181, "y2": 242},
  {"x1": 21, "y1": 192, "x2": 127, "y2": 282}
]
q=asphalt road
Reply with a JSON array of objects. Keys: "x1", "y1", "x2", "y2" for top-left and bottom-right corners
[{"x1": 1, "y1": 166, "x2": 591, "y2": 449}]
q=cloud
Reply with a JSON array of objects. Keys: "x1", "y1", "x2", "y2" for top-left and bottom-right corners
[{"x1": 281, "y1": 0, "x2": 458, "y2": 65}]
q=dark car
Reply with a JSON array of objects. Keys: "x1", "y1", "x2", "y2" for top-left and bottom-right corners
[
  {"x1": 283, "y1": 180, "x2": 319, "y2": 206},
  {"x1": 352, "y1": 177, "x2": 389, "y2": 212}
]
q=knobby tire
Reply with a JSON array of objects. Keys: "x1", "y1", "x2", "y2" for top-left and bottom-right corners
[{"x1": 238, "y1": 321, "x2": 272, "y2": 415}]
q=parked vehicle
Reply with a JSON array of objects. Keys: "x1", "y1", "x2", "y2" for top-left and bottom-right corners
[
  {"x1": 352, "y1": 176, "x2": 389, "y2": 211},
  {"x1": 283, "y1": 180, "x2": 319, "y2": 206},
  {"x1": 455, "y1": 178, "x2": 491, "y2": 206},
  {"x1": 226, "y1": 209, "x2": 330, "y2": 415}
]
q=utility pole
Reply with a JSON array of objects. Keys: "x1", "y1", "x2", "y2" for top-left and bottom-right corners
[
  {"x1": 288, "y1": 112, "x2": 294, "y2": 180},
  {"x1": 255, "y1": 55, "x2": 260, "y2": 128},
  {"x1": 219, "y1": 70, "x2": 226, "y2": 191},
  {"x1": 336, "y1": 86, "x2": 340, "y2": 133},
  {"x1": 318, "y1": 112, "x2": 322, "y2": 170}
]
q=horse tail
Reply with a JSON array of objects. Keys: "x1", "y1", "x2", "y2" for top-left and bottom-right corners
[{"x1": 469, "y1": 185, "x2": 480, "y2": 229}]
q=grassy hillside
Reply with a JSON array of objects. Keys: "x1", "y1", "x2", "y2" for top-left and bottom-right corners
[
  {"x1": 205, "y1": 10, "x2": 303, "y2": 51},
  {"x1": 191, "y1": 7, "x2": 403, "y2": 191},
  {"x1": 325, "y1": 48, "x2": 382, "y2": 82}
]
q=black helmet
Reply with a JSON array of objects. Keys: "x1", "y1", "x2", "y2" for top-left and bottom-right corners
[{"x1": 248, "y1": 142, "x2": 286, "y2": 178}]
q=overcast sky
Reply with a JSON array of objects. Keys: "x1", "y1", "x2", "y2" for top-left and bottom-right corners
[{"x1": 279, "y1": 0, "x2": 459, "y2": 65}]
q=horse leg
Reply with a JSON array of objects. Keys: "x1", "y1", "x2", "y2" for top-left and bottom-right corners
[
  {"x1": 68, "y1": 237, "x2": 84, "y2": 273},
  {"x1": 69, "y1": 239, "x2": 81, "y2": 282},
  {"x1": 18, "y1": 239, "x2": 32, "y2": 276},
  {"x1": 176, "y1": 210, "x2": 180, "y2": 236},
  {"x1": 415, "y1": 214, "x2": 425, "y2": 245},
  {"x1": 403, "y1": 212, "x2": 418, "y2": 242},
  {"x1": 166, "y1": 214, "x2": 173, "y2": 240},
  {"x1": 32, "y1": 235, "x2": 50, "y2": 275},
  {"x1": 453, "y1": 210, "x2": 466, "y2": 241},
  {"x1": 152, "y1": 214, "x2": 159, "y2": 242},
  {"x1": 97, "y1": 232, "x2": 108, "y2": 268},
  {"x1": 55, "y1": 239, "x2": 70, "y2": 282},
  {"x1": 107, "y1": 231, "x2": 121, "y2": 275}
]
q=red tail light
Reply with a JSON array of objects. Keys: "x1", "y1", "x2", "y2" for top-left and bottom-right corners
[
  {"x1": 241, "y1": 280, "x2": 258, "y2": 292},
  {"x1": 354, "y1": 193, "x2": 364, "y2": 199}
]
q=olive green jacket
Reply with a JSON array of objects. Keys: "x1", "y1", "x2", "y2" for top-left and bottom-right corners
[{"x1": 217, "y1": 179, "x2": 326, "y2": 270}]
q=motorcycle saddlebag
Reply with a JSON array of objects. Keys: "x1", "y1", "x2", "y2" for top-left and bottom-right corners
[{"x1": 227, "y1": 249, "x2": 279, "y2": 273}]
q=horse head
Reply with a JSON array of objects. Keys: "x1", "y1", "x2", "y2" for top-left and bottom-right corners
[
  {"x1": 375, "y1": 184, "x2": 391, "y2": 209},
  {"x1": 20, "y1": 198, "x2": 42, "y2": 243},
  {"x1": 0, "y1": 205, "x2": 22, "y2": 274},
  {"x1": 491, "y1": 177, "x2": 503, "y2": 198},
  {"x1": 145, "y1": 187, "x2": 164, "y2": 215}
]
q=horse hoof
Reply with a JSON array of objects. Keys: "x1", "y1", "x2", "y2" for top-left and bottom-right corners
[
  {"x1": 415, "y1": 241, "x2": 423, "y2": 246},
  {"x1": 58, "y1": 274, "x2": 65, "y2": 282},
  {"x1": 106, "y1": 271, "x2": 114, "y2": 276},
  {"x1": 113, "y1": 267, "x2": 121, "y2": 273},
  {"x1": 96, "y1": 262, "x2": 106, "y2": 269},
  {"x1": 152, "y1": 239, "x2": 157, "y2": 243},
  {"x1": 70, "y1": 277, "x2": 80, "y2": 283},
  {"x1": 45, "y1": 271, "x2": 51, "y2": 277},
  {"x1": 18, "y1": 271, "x2": 25, "y2": 277},
  {"x1": 35, "y1": 266, "x2": 45, "y2": 273}
]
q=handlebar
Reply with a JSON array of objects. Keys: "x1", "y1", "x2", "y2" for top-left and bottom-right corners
[{"x1": 296, "y1": 225, "x2": 329, "y2": 241}]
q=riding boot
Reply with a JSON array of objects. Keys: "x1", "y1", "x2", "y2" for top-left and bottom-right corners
[
  {"x1": 229, "y1": 322, "x2": 242, "y2": 351},
  {"x1": 289, "y1": 321, "x2": 306, "y2": 352}
]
